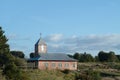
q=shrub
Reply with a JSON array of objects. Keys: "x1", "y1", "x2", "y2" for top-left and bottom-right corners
[
  {"x1": 75, "y1": 70, "x2": 101, "y2": 80},
  {"x1": 62, "y1": 69, "x2": 70, "y2": 74},
  {"x1": 3, "y1": 63, "x2": 22, "y2": 80}
]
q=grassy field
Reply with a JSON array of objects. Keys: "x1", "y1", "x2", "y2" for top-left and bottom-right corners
[
  {"x1": 78, "y1": 62, "x2": 120, "y2": 80},
  {"x1": 22, "y1": 69, "x2": 76, "y2": 80},
  {"x1": 23, "y1": 62, "x2": 120, "y2": 80},
  {"x1": 1, "y1": 62, "x2": 120, "y2": 80}
]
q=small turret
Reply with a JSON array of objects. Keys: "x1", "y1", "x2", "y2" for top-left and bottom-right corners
[{"x1": 35, "y1": 34, "x2": 47, "y2": 54}]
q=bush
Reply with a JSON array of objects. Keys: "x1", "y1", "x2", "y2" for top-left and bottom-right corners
[
  {"x1": 64, "y1": 73, "x2": 75, "y2": 80},
  {"x1": 3, "y1": 63, "x2": 22, "y2": 80},
  {"x1": 62, "y1": 69, "x2": 70, "y2": 74},
  {"x1": 75, "y1": 70, "x2": 101, "y2": 80},
  {"x1": 86, "y1": 70, "x2": 101, "y2": 80}
]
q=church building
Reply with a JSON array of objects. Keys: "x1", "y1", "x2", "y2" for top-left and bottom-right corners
[{"x1": 29, "y1": 35, "x2": 77, "y2": 70}]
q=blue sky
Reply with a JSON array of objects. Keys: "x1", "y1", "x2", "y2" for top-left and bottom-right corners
[{"x1": 0, "y1": 0, "x2": 120, "y2": 57}]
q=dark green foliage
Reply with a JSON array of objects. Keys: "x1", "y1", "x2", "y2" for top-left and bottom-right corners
[
  {"x1": 98, "y1": 51, "x2": 119, "y2": 62},
  {"x1": 14, "y1": 58, "x2": 27, "y2": 67},
  {"x1": 73, "y1": 53, "x2": 80, "y2": 60},
  {"x1": 0, "y1": 27, "x2": 11, "y2": 67},
  {"x1": 116, "y1": 55, "x2": 120, "y2": 61},
  {"x1": 3, "y1": 63, "x2": 22, "y2": 80},
  {"x1": 98, "y1": 51, "x2": 108, "y2": 62},
  {"x1": 108, "y1": 51, "x2": 119, "y2": 62},
  {"x1": 0, "y1": 27, "x2": 29, "y2": 80},
  {"x1": 67, "y1": 54, "x2": 73, "y2": 58},
  {"x1": 73, "y1": 52, "x2": 94, "y2": 62},
  {"x1": 86, "y1": 70, "x2": 101, "y2": 80},
  {"x1": 70, "y1": 51, "x2": 120, "y2": 62},
  {"x1": 30, "y1": 52, "x2": 35, "y2": 58},
  {"x1": 79, "y1": 52, "x2": 94, "y2": 62},
  {"x1": 75, "y1": 70, "x2": 101, "y2": 80},
  {"x1": 95, "y1": 56, "x2": 99, "y2": 62},
  {"x1": 3, "y1": 63, "x2": 30, "y2": 80},
  {"x1": 62, "y1": 69, "x2": 70, "y2": 74},
  {"x1": 10, "y1": 51, "x2": 25, "y2": 58}
]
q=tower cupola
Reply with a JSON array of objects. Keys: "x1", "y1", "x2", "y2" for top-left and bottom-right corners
[{"x1": 35, "y1": 34, "x2": 47, "y2": 54}]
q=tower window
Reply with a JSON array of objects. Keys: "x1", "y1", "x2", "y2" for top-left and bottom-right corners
[{"x1": 41, "y1": 45, "x2": 44, "y2": 51}]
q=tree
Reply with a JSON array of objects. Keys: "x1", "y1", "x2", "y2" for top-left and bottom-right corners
[
  {"x1": 98, "y1": 51, "x2": 119, "y2": 62},
  {"x1": 79, "y1": 52, "x2": 94, "y2": 62},
  {"x1": 3, "y1": 63, "x2": 22, "y2": 80},
  {"x1": 30, "y1": 52, "x2": 35, "y2": 58},
  {"x1": 10, "y1": 51, "x2": 25, "y2": 58},
  {"x1": 95, "y1": 56, "x2": 99, "y2": 62},
  {"x1": 108, "y1": 51, "x2": 119, "y2": 62},
  {"x1": 116, "y1": 55, "x2": 120, "y2": 61},
  {"x1": 0, "y1": 27, "x2": 29, "y2": 80},
  {"x1": 73, "y1": 52, "x2": 94, "y2": 62},
  {"x1": 67, "y1": 54, "x2": 73, "y2": 58},
  {"x1": 14, "y1": 58, "x2": 27, "y2": 67},
  {"x1": 98, "y1": 51, "x2": 108, "y2": 62},
  {"x1": 73, "y1": 53, "x2": 80, "y2": 60},
  {"x1": 0, "y1": 27, "x2": 13, "y2": 67}
]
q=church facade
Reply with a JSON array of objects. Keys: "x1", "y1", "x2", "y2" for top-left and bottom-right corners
[{"x1": 29, "y1": 36, "x2": 77, "y2": 70}]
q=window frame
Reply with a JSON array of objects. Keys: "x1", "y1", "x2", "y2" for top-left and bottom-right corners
[
  {"x1": 51, "y1": 63, "x2": 56, "y2": 68},
  {"x1": 64, "y1": 63, "x2": 69, "y2": 68},
  {"x1": 58, "y1": 63, "x2": 62, "y2": 68}
]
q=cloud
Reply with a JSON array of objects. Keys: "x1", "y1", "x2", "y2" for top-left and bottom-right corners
[
  {"x1": 7, "y1": 34, "x2": 31, "y2": 41},
  {"x1": 7, "y1": 33, "x2": 120, "y2": 57},
  {"x1": 45, "y1": 34, "x2": 63, "y2": 42},
  {"x1": 45, "y1": 34, "x2": 120, "y2": 53}
]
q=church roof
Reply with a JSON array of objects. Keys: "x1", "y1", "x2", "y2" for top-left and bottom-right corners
[
  {"x1": 29, "y1": 53, "x2": 77, "y2": 61},
  {"x1": 35, "y1": 37, "x2": 46, "y2": 45}
]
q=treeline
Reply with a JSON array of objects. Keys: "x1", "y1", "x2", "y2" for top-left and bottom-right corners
[{"x1": 69, "y1": 51, "x2": 120, "y2": 62}]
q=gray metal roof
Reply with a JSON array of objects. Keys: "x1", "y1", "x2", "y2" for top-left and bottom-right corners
[{"x1": 29, "y1": 53, "x2": 77, "y2": 61}]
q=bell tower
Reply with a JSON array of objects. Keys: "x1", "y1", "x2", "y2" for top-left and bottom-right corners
[{"x1": 35, "y1": 34, "x2": 47, "y2": 54}]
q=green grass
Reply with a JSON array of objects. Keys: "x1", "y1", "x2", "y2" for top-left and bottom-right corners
[
  {"x1": 26, "y1": 69, "x2": 75, "y2": 80},
  {"x1": 22, "y1": 62, "x2": 120, "y2": 80}
]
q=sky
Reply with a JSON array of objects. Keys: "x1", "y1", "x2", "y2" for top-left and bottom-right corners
[{"x1": 0, "y1": 0, "x2": 120, "y2": 58}]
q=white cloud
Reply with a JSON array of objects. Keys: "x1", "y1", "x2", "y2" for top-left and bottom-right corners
[
  {"x1": 49, "y1": 44, "x2": 60, "y2": 48},
  {"x1": 7, "y1": 34, "x2": 31, "y2": 40},
  {"x1": 46, "y1": 34, "x2": 120, "y2": 53},
  {"x1": 45, "y1": 34, "x2": 63, "y2": 42},
  {"x1": 7, "y1": 33, "x2": 120, "y2": 57}
]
